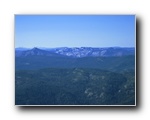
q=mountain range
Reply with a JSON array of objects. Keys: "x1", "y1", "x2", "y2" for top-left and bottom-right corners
[
  {"x1": 15, "y1": 47, "x2": 135, "y2": 57},
  {"x1": 15, "y1": 47, "x2": 135, "y2": 71}
]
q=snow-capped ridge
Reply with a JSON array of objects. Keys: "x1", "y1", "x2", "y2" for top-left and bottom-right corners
[{"x1": 15, "y1": 47, "x2": 135, "y2": 57}]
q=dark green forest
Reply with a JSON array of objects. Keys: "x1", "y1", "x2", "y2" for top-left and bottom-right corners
[
  {"x1": 15, "y1": 55, "x2": 135, "y2": 105},
  {"x1": 16, "y1": 55, "x2": 135, "y2": 72}
]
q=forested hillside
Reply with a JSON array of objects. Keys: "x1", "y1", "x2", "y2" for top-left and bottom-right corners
[{"x1": 15, "y1": 68, "x2": 135, "y2": 105}]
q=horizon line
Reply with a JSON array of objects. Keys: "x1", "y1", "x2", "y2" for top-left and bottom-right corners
[{"x1": 15, "y1": 46, "x2": 135, "y2": 48}]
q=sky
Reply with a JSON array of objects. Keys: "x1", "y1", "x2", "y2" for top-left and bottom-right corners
[{"x1": 15, "y1": 15, "x2": 135, "y2": 48}]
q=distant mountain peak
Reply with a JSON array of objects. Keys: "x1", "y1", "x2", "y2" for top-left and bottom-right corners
[
  {"x1": 16, "y1": 47, "x2": 66, "y2": 57},
  {"x1": 32, "y1": 47, "x2": 41, "y2": 51}
]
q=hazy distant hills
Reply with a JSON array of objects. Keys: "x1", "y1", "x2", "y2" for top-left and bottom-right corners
[
  {"x1": 15, "y1": 47, "x2": 135, "y2": 71},
  {"x1": 15, "y1": 47, "x2": 135, "y2": 57},
  {"x1": 15, "y1": 47, "x2": 64, "y2": 57}
]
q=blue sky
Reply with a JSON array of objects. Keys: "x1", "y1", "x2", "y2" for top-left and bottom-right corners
[{"x1": 15, "y1": 15, "x2": 135, "y2": 48}]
